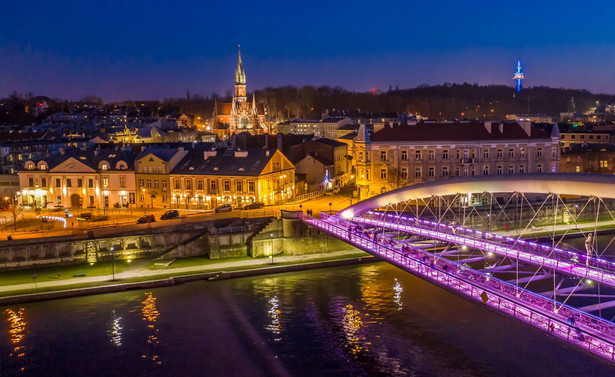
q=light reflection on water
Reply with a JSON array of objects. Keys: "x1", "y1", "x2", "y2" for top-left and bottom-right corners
[{"x1": 1, "y1": 263, "x2": 615, "y2": 376}]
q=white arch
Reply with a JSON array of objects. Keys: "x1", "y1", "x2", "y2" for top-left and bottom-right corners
[{"x1": 341, "y1": 173, "x2": 615, "y2": 219}]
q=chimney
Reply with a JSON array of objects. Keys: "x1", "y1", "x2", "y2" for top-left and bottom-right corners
[
  {"x1": 277, "y1": 133, "x2": 283, "y2": 151},
  {"x1": 483, "y1": 121, "x2": 492, "y2": 134},
  {"x1": 204, "y1": 149, "x2": 216, "y2": 159},
  {"x1": 266, "y1": 150, "x2": 270, "y2": 157},
  {"x1": 59, "y1": 148, "x2": 64, "y2": 155},
  {"x1": 499, "y1": 123, "x2": 504, "y2": 134},
  {"x1": 518, "y1": 120, "x2": 531, "y2": 137}
]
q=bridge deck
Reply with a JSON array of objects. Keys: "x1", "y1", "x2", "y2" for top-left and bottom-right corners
[
  {"x1": 353, "y1": 213, "x2": 615, "y2": 289},
  {"x1": 306, "y1": 213, "x2": 615, "y2": 364}
]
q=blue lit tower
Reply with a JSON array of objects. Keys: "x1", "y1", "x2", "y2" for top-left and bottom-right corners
[{"x1": 513, "y1": 59, "x2": 524, "y2": 92}]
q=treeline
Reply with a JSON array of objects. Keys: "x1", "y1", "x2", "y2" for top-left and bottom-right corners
[{"x1": 3, "y1": 84, "x2": 615, "y2": 126}]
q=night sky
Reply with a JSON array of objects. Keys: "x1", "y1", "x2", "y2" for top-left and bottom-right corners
[{"x1": 1, "y1": 0, "x2": 614, "y2": 101}]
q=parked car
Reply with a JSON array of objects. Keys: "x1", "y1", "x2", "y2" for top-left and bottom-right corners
[
  {"x1": 214, "y1": 204, "x2": 233, "y2": 213},
  {"x1": 137, "y1": 214, "x2": 156, "y2": 224},
  {"x1": 243, "y1": 202, "x2": 264, "y2": 210},
  {"x1": 160, "y1": 210, "x2": 179, "y2": 220}
]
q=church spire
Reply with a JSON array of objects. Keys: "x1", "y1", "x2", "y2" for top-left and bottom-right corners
[{"x1": 235, "y1": 45, "x2": 246, "y2": 84}]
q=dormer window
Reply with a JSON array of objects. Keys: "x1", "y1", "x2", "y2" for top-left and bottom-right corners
[
  {"x1": 25, "y1": 162, "x2": 35, "y2": 170},
  {"x1": 213, "y1": 167, "x2": 219, "y2": 171},
  {"x1": 238, "y1": 168, "x2": 245, "y2": 172},
  {"x1": 40, "y1": 164, "x2": 47, "y2": 170},
  {"x1": 101, "y1": 164, "x2": 109, "y2": 170}
]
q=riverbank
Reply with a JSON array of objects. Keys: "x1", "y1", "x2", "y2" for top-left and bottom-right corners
[{"x1": 0, "y1": 250, "x2": 377, "y2": 306}]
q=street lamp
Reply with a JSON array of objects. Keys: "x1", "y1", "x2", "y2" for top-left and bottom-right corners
[
  {"x1": 111, "y1": 246, "x2": 115, "y2": 281},
  {"x1": 270, "y1": 232, "x2": 274, "y2": 264},
  {"x1": 142, "y1": 188, "x2": 146, "y2": 214},
  {"x1": 329, "y1": 202, "x2": 332, "y2": 214}
]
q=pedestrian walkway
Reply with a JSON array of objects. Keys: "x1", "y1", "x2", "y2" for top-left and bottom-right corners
[{"x1": 0, "y1": 249, "x2": 366, "y2": 295}]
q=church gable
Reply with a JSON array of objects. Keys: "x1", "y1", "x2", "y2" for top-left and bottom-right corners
[{"x1": 50, "y1": 157, "x2": 96, "y2": 173}]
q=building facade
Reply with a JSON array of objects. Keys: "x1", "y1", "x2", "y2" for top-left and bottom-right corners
[
  {"x1": 134, "y1": 147, "x2": 188, "y2": 209},
  {"x1": 353, "y1": 121, "x2": 561, "y2": 200},
  {"x1": 212, "y1": 47, "x2": 267, "y2": 138}
]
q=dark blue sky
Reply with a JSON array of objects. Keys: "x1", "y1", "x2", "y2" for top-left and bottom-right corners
[{"x1": 1, "y1": 0, "x2": 614, "y2": 101}]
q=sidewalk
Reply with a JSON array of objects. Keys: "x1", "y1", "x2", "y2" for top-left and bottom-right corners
[{"x1": 0, "y1": 249, "x2": 367, "y2": 295}]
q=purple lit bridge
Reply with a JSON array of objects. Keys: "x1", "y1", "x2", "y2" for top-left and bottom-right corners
[{"x1": 305, "y1": 174, "x2": 615, "y2": 364}]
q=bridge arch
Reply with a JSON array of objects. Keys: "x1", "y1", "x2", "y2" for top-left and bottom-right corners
[{"x1": 341, "y1": 173, "x2": 615, "y2": 219}]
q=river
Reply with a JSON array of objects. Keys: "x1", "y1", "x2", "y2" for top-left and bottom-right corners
[{"x1": 1, "y1": 262, "x2": 613, "y2": 377}]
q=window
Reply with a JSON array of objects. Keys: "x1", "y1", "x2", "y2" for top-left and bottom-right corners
[
  {"x1": 103, "y1": 177, "x2": 109, "y2": 188},
  {"x1": 415, "y1": 150, "x2": 422, "y2": 161},
  {"x1": 519, "y1": 147, "x2": 525, "y2": 158},
  {"x1": 89, "y1": 196, "x2": 94, "y2": 206},
  {"x1": 552, "y1": 163, "x2": 557, "y2": 173},
  {"x1": 428, "y1": 167, "x2": 435, "y2": 177},
  {"x1": 519, "y1": 165, "x2": 525, "y2": 174},
  {"x1": 428, "y1": 150, "x2": 435, "y2": 160},
  {"x1": 236, "y1": 181, "x2": 243, "y2": 192},
  {"x1": 415, "y1": 167, "x2": 422, "y2": 178},
  {"x1": 443, "y1": 150, "x2": 449, "y2": 160},
  {"x1": 380, "y1": 168, "x2": 387, "y2": 179},
  {"x1": 455, "y1": 167, "x2": 460, "y2": 176},
  {"x1": 162, "y1": 181, "x2": 167, "y2": 191},
  {"x1": 589, "y1": 161, "x2": 594, "y2": 168},
  {"x1": 462, "y1": 166, "x2": 468, "y2": 176},
  {"x1": 67, "y1": 179, "x2": 72, "y2": 188},
  {"x1": 600, "y1": 160, "x2": 608, "y2": 168},
  {"x1": 576, "y1": 166, "x2": 580, "y2": 172},
  {"x1": 508, "y1": 165, "x2": 514, "y2": 174},
  {"x1": 456, "y1": 150, "x2": 461, "y2": 160},
  {"x1": 140, "y1": 194, "x2": 144, "y2": 202},
  {"x1": 175, "y1": 179, "x2": 180, "y2": 189},
  {"x1": 366, "y1": 169, "x2": 370, "y2": 180},
  {"x1": 401, "y1": 167, "x2": 408, "y2": 179},
  {"x1": 88, "y1": 179, "x2": 93, "y2": 188},
  {"x1": 537, "y1": 164, "x2": 542, "y2": 173},
  {"x1": 576, "y1": 156, "x2": 581, "y2": 163},
  {"x1": 483, "y1": 149, "x2": 489, "y2": 159},
  {"x1": 146, "y1": 179, "x2": 152, "y2": 188},
  {"x1": 41, "y1": 178, "x2": 46, "y2": 187},
  {"x1": 470, "y1": 166, "x2": 475, "y2": 176},
  {"x1": 483, "y1": 165, "x2": 489, "y2": 175},
  {"x1": 552, "y1": 147, "x2": 557, "y2": 158},
  {"x1": 359, "y1": 152, "x2": 364, "y2": 161},
  {"x1": 497, "y1": 166, "x2": 503, "y2": 175},
  {"x1": 120, "y1": 177, "x2": 126, "y2": 188},
  {"x1": 380, "y1": 150, "x2": 387, "y2": 161},
  {"x1": 139, "y1": 179, "x2": 144, "y2": 187},
  {"x1": 154, "y1": 180, "x2": 159, "y2": 188},
  {"x1": 77, "y1": 179, "x2": 83, "y2": 188},
  {"x1": 186, "y1": 179, "x2": 192, "y2": 190},
  {"x1": 55, "y1": 178, "x2": 61, "y2": 187},
  {"x1": 537, "y1": 148, "x2": 543, "y2": 158},
  {"x1": 508, "y1": 149, "x2": 514, "y2": 158},
  {"x1": 57, "y1": 195, "x2": 62, "y2": 204},
  {"x1": 401, "y1": 150, "x2": 408, "y2": 161},
  {"x1": 162, "y1": 195, "x2": 167, "y2": 203},
  {"x1": 248, "y1": 181, "x2": 255, "y2": 193},
  {"x1": 442, "y1": 166, "x2": 449, "y2": 177},
  {"x1": 210, "y1": 180, "x2": 217, "y2": 192},
  {"x1": 28, "y1": 177, "x2": 34, "y2": 187},
  {"x1": 40, "y1": 164, "x2": 47, "y2": 170},
  {"x1": 497, "y1": 149, "x2": 503, "y2": 158},
  {"x1": 223, "y1": 180, "x2": 230, "y2": 191},
  {"x1": 101, "y1": 163, "x2": 109, "y2": 170},
  {"x1": 463, "y1": 149, "x2": 469, "y2": 159},
  {"x1": 197, "y1": 179, "x2": 203, "y2": 190}
]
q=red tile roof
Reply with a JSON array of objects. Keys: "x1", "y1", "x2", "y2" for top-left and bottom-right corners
[{"x1": 371, "y1": 122, "x2": 551, "y2": 142}]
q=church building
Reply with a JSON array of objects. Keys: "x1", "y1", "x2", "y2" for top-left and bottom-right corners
[{"x1": 212, "y1": 47, "x2": 267, "y2": 138}]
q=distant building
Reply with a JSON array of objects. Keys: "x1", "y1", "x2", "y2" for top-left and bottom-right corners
[
  {"x1": 212, "y1": 47, "x2": 267, "y2": 139},
  {"x1": 506, "y1": 114, "x2": 553, "y2": 123},
  {"x1": 290, "y1": 138, "x2": 349, "y2": 192},
  {"x1": 561, "y1": 144, "x2": 615, "y2": 174},
  {"x1": 276, "y1": 117, "x2": 356, "y2": 139},
  {"x1": 559, "y1": 131, "x2": 610, "y2": 148}
]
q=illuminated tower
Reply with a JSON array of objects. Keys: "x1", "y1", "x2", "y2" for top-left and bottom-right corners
[{"x1": 513, "y1": 59, "x2": 524, "y2": 93}]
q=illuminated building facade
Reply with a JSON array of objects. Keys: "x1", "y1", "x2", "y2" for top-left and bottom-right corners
[
  {"x1": 353, "y1": 121, "x2": 560, "y2": 200},
  {"x1": 18, "y1": 149, "x2": 136, "y2": 209},
  {"x1": 134, "y1": 147, "x2": 188, "y2": 209},
  {"x1": 213, "y1": 47, "x2": 267, "y2": 138},
  {"x1": 169, "y1": 148, "x2": 295, "y2": 208}
]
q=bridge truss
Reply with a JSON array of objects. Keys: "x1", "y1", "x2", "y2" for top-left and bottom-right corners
[{"x1": 307, "y1": 174, "x2": 615, "y2": 364}]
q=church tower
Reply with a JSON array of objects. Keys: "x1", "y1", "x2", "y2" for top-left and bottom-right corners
[{"x1": 234, "y1": 45, "x2": 247, "y2": 100}]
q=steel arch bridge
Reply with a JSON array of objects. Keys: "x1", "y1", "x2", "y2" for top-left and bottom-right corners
[{"x1": 305, "y1": 174, "x2": 615, "y2": 365}]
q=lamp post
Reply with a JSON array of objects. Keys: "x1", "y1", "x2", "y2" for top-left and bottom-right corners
[
  {"x1": 142, "y1": 188, "x2": 146, "y2": 214},
  {"x1": 111, "y1": 246, "x2": 115, "y2": 281},
  {"x1": 270, "y1": 232, "x2": 274, "y2": 264},
  {"x1": 329, "y1": 202, "x2": 332, "y2": 214}
]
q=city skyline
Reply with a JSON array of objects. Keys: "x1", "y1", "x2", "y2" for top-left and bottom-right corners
[{"x1": 1, "y1": 1, "x2": 615, "y2": 101}]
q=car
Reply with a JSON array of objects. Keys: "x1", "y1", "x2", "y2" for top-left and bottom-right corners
[
  {"x1": 243, "y1": 202, "x2": 264, "y2": 210},
  {"x1": 214, "y1": 204, "x2": 233, "y2": 213},
  {"x1": 160, "y1": 210, "x2": 179, "y2": 220},
  {"x1": 137, "y1": 214, "x2": 156, "y2": 224}
]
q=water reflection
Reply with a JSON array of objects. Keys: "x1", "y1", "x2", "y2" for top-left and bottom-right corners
[
  {"x1": 109, "y1": 310, "x2": 122, "y2": 347},
  {"x1": 265, "y1": 296, "x2": 281, "y2": 341},
  {"x1": 141, "y1": 292, "x2": 161, "y2": 366},
  {"x1": 394, "y1": 278, "x2": 404, "y2": 310},
  {"x1": 342, "y1": 304, "x2": 368, "y2": 355},
  {"x1": 5, "y1": 308, "x2": 27, "y2": 371}
]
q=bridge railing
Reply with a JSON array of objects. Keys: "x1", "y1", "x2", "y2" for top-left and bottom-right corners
[
  {"x1": 309, "y1": 213, "x2": 615, "y2": 363},
  {"x1": 372, "y1": 211, "x2": 615, "y2": 274},
  {"x1": 357, "y1": 213, "x2": 615, "y2": 288}
]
